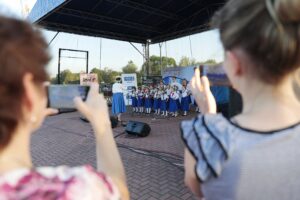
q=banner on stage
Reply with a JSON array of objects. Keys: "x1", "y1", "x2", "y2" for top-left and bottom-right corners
[
  {"x1": 162, "y1": 64, "x2": 230, "y2": 86},
  {"x1": 121, "y1": 73, "x2": 137, "y2": 106},
  {"x1": 80, "y1": 73, "x2": 98, "y2": 86}
]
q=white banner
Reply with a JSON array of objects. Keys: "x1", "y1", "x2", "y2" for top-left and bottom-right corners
[
  {"x1": 121, "y1": 73, "x2": 138, "y2": 106},
  {"x1": 80, "y1": 73, "x2": 98, "y2": 86}
]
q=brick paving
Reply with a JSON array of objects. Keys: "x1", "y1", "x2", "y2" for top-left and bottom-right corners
[{"x1": 31, "y1": 111, "x2": 197, "y2": 200}]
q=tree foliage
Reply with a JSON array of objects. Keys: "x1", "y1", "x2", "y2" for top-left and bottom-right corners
[
  {"x1": 178, "y1": 56, "x2": 197, "y2": 67},
  {"x1": 122, "y1": 60, "x2": 138, "y2": 74},
  {"x1": 200, "y1": 59, "x2": 218, "y2": 65},
  {"x1": 90, "y1": 67, "x2": 121, "y2": 84},
  {"x1": 50, "y1": 69, "x2": 80, "y2": 84},
  {"x1": 141, "y1": 55, "x2": 177, "y2": 75}
]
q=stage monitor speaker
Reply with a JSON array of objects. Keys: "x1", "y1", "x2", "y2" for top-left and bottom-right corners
[{"x1": 125, "y1": 121, "x2": 151, "y2": 137}]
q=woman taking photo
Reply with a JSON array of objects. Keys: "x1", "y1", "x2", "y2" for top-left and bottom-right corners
[
  {"x1": 182, "y1": 0, "x2": 300, "y2": 199},
  {"x1": 0, "y1": 16, "x2": 129, "y2": 199}
]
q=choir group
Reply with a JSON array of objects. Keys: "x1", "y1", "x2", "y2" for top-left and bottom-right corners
[{"x1": 128, "y1": 80, "x2": 199, "y2": 117}]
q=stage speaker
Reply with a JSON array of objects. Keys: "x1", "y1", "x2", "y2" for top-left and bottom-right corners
[{"x1": 125, "y1": 121, "x2": 151, "y2": 137}]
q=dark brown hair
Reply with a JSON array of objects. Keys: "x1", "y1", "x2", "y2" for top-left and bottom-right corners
[
  {"x1": 212, "y1": 0, "x2": 300, "y2": 84},
  {"x1": 0, "y1": 16, "x2": 50, "y2": 150}
]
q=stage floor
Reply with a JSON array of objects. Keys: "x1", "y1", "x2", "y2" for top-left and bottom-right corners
[{"x1": 32, "y1": 111, "x2": 197, "y2": 200}]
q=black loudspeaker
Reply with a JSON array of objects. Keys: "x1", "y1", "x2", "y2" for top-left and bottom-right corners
[
  {"x1": 125, "y1": 121, "x2": 151, "y2": 137},
  {"x1": 110, "y1": 116, "x2": 119, "y2": 129}
]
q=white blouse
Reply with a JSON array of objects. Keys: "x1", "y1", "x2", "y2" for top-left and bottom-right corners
[{"x1": 112, "y1": 83, "x2": 125, "y2": 93}]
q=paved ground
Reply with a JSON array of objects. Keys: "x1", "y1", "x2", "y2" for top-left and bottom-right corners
[{"x1": 31, "y1": 110, "x2": 197, "y2": 200}]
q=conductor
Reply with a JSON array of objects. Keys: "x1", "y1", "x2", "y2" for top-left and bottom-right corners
[{"x1": 112, "y1": 76, "x2": 126, "y2": 122}]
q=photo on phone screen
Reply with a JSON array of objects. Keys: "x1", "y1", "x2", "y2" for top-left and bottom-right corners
[{"x1": 47, "y1": 85, "x2": 90, "y2": 109}]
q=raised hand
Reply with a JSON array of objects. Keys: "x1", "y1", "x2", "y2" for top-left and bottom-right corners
[
  {"x1": 74, "y1": 84, "x2": 111, "y2": 128},
  {"x1": 190, "y1": 68, "x2": 217, "y2": 114}
]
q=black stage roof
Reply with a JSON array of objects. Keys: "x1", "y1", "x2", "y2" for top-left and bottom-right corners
[{"x1": 28, "y1": 0, "x2": 225, "y2": 44}]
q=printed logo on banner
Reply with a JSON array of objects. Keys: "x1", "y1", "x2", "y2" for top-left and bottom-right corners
[
  {"x1": 124, "y1": 76, "x2": 135, "y2": 82},
  {"x1": 80, "y1": 73, "x2": 98, "y2": 86}
]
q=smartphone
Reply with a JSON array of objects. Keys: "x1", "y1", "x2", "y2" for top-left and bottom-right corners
[
  {"x1": 199, "y1": 65, "x2": 205, "y2": 77},
  {"x1": 47, "y1": 85, "x2": 90, "y2": 109}
]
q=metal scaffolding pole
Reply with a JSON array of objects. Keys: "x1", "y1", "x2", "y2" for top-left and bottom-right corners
[
  {"x1": 159, "y1": 43, "x2": 163, "y2": 75},
  {"x1": 145, "y1": 40, "x2": 151, "y2": 76},
  {"x1": 99, "y1": 38, "x2": 102, "y2": 70}
]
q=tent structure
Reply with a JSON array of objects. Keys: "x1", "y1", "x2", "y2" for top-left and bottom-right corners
[
  {"x1": 28, "y1": 0, "x2": 225, "y2": 44},
  {"x1": 28, "y1": 0, "x2": 225, "y2": 76}
]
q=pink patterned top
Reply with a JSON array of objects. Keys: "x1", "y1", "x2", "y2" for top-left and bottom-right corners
[{"x1": 0, "y1": 165, "x2": 120, "y2": 200}]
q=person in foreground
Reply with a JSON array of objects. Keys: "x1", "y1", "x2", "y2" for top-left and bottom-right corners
[
  {"x1": 0, "y1": 16, "x2": 129, "y2": 199},
  {"x1": 181, "y1": 0, "x2": 300, "y2": 199}
]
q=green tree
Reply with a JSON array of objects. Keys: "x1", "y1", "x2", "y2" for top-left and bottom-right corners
[
  {"x1": 200, "y1": 59, "x2": 218, "y2": 65},
  {"x1": 141, "y1": 55, "x2": 176, "y2": 75},
  {"x1": 102, "y1": 67, "x2": 121, "y2": 84},
  {"x1": 90, "y1": 68, "x2": 104, "y2": 83},
  {"x1": 64, "y1": 72, "x2": 80, "y2": 84},
  {"x1": 178, "y1": 56, "x2": 197, "y2": 67},
  {"x1": 50, "y1": 77, "x2": 58, "y2": 84},
  {"x1": 122, "y1": 60, "x2": 138, "y2": 74},
  {"x1": 60, "y1": 69, "x2": 72, "y2": 84},
  {"x1": 122, "y1": 60, "x2": 142, "y2": 85}
]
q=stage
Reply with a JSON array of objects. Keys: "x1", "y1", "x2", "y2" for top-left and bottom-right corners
[{"x1": 32, "y1": 110, "x2": 197, "y2": 200}]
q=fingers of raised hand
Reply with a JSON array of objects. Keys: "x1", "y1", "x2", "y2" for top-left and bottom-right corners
[
  {"x1": 74, "y1": 97, "x2": 90, "y2": 117},
  {"x1": 194, "y1": 68, "x2": 202, "y2": 91},
  {"x1": 45, "y1": 108, "x2": 59, "y2": 116}
]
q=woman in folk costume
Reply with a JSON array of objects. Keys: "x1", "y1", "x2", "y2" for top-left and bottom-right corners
[
  {"x1": 144, "y1": 87, "x2": 152, "y2": 114},
  {"x1": 160, "y1": 88, "x2": 169, "y2": 117},
  {"x1": 169, "y1": 86, "x2": 180, "y2": 117},
  {"x1": 156, "y1": 86, "x2": 163, "y2": 115},
  {"x1": 165, "y1": 84, "x2": 172, "y2": 112},
  {"x1": 181, "y1": 83, "x2": 191, "y2": 116},
  {"x1": 112, "y1": 76, "x2": 126, "y2": 122},
  {"x1": 150, "y1": 85, "x2": 156, "y2": 110},
  {"x1": 130, "y1": 86, "x2": 138, "y2": 113},
  {"x1": 137, "y1": 86, "x2": 144, "y2": 113},
  {"x1": 153, "y1": 88, "x2": 160, "y2": 115}
]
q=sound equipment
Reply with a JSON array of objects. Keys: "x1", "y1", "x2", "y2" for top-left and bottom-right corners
[{"x1": 125, "y1": 121, "x2": 151, "y2": 137}]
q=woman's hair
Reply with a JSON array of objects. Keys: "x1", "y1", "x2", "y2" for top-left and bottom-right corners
[
  {"x1": 212, "y1": 0, "x2": 300, "y2": 84},
  {"x1": 0, "y1": 16, "x2": 50, "y2": 150}
]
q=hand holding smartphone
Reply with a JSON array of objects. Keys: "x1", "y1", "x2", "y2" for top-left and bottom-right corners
[{"x1": 47, "y1": 85, "x2": 90, "y2": 109}]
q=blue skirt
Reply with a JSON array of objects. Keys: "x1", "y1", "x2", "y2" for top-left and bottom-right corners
[
  {"x1": 131, "y1": 97, "x2": 138, "y2": 107},
  {"x1": 145, "y1": 97, "x2": 152, "y2": 108},
  {"x1": 181, "y1": 96, "x2": 190, "y2": 112},
  {"x1": 137, "y1": 97, "x2": 144, "y2": 107},
  {"x1": 160, "y1": 100, "x2": 167, "y2": 111},
  {"x1": 169, "y1": 99, "x2": 178, "y2": 112},
  {"x1": 153, "y1": 99, "x2": 159, "y2": 109},
  {"x1": 112, "y1": 93, "x2": 126, "y2": 114}
]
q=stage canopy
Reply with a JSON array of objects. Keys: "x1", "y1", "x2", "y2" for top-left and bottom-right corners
[{"x1": 28, "y1": 0, "x2": 225, "y2": 44}]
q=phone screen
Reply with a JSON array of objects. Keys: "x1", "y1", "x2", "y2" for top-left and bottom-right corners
[
  {"x1": 199, "y1": 65, "x2": 205, "y2": 77},
  {"x1": 47, "y1": 85, "x2": 90, "y2": 109}
]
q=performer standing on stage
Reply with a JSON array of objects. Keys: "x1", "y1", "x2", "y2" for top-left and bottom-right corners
[
  {"x1": 137, "y1": 87, "x2": 144, "y2": 113},
  {"x1": 160, "y1": 88, "x2": 169, "y2": 117},
  {"x1": 153, "y1": 88, "x2": 159, "y2": 115},
  {"x1": 129, "y1": 87, "x2": 138, "y2": 113},
  {"x1": 169, "y1": 86, "x2": 180, "y2": 117},
  {"x1": 112, "y1": 76, "x2": 126, "y2": 122},
  {"x1": 181, "y1": 84, "x2": 191, "y2": 116},
  {"x1": 144, "y1": 87, "x2": 152, "y2": 114}
]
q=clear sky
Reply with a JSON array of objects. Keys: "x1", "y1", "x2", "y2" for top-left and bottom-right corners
[{"x1": 0, "y1": 0, "x2": 224, "y2": 77}]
